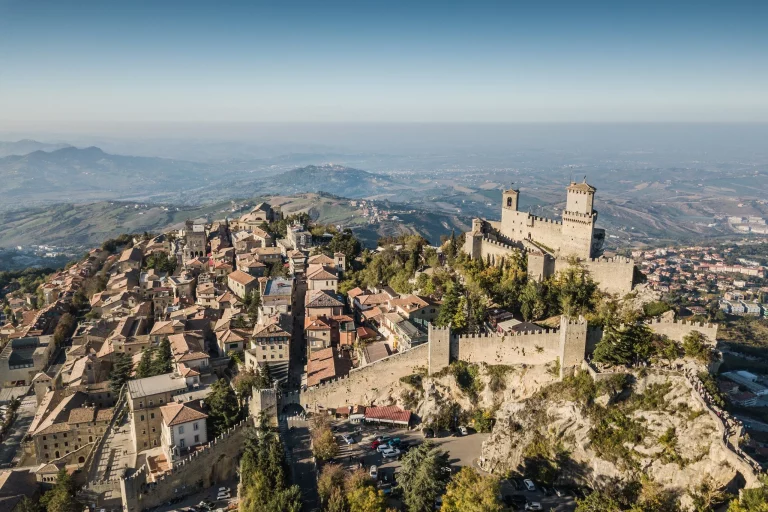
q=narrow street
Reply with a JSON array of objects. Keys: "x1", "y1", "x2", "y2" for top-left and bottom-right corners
[
  {"x1": 282, "y1": 414, "x2": 317, "y2": 511},
  {"x1": 0, "y1": 394, "x2": 36, "y2": 465},
  {"x1": 288, "y1": 276, "x2": 307, "y2": 389}
]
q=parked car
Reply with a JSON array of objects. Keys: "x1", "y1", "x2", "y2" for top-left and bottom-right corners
[
  {"x1": 216, "y1": 493, "x2": 230, "y2": 501},
  {"x1": 377, "y1": 443, "x2": 393, "y2": 453},
  {"x1": 525, "y1": 503, "x2": 542, "y2": 511},
  {"x1": 503, "y1": 494, "x2": 527, "y2": 507},
  {"x1": 375, "y1": 435, "x2": 391, "y2": 443},
  {"x1": 370, "y1": 465, "x2": 378, "y2": 480},
  {"x1": 218, "y1": 487, "x2": 229, "y2": 493},
  {"x1": 371, "y1": 440, "x2": 383, "y2": 450},
  {"x1": 458, "y1": 425, "x2": 468, "y2": 436},
  {"x1": 381, "y1": 448, "x2": 401, "y2": 459},
  {"x1": 341, "y1": 434, "x2": 354, "y2": 445},
  {"x1": 523, "y1": 479, "x2": 536, "y2": 491},
  {"x1": 388, "y1": 437, "x2": 401, "y2": 446}
]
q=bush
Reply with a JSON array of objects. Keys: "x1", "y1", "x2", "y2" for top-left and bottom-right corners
[{"x1": 643, "y1": 301, "x2": 672, "y2": 318}]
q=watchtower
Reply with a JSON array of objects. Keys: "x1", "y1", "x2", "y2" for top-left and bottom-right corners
[
  {"x1": 565, "y1": 180, "x2": 595, "y2": 215},
  {"x1": 503, "y1": 187, "x2": 519, "y2": 212}
]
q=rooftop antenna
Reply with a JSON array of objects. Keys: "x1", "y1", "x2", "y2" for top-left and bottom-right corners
[{"x1": 583, "y1": 175, "x2": 587, "y2": 183}]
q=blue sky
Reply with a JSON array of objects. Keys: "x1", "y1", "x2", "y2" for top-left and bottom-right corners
[{"x1": 0, "y1": 0, "x2": 766, "y2": 128}]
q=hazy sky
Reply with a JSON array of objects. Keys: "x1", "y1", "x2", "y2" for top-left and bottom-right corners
[{"x1": 1, "y1": 0, "x2": 766, "y2": 129}]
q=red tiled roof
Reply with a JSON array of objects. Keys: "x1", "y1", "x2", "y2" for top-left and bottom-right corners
[{"x1": 364, "y1": 406, "x2": 411, "y2": 425}]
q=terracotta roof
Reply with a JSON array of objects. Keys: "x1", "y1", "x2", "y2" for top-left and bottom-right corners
[
  {"x1": 391, "y1": 295, "x2": 430, "y2": 313},
  {"x1": 252, "y1": 314, "x2": 292, "y2": 338},
  {"x1": 356, "y1": 293, "x2": 389, "y2": 306},
  {"x1": 305, "y1": 290, "x2": 344, "y2": 309},
  {"x1": 306, "y1": 347, "x2": 342, "y2": 387},
  {"x1": 218, "y1": 329, "x2": 246, "y2": 343},
  {"x1": 160, "y1": 402, "x2": 208, "y2": 427},
  {"x1": 179, "y1": 364, "x2": 200, "y2": 378},
  {"x1": 362, "y1": 342, "x2": 391, "y2": 363},
  {"x1": 364, "y1": 405, "x2": 411, "y2": 425},
  {"x1": 307, "y1": 268, "x2": 338, "y2": 281},
  {"x1": 96, "y1": 408, "x2": 114, "y2": 422},
  {"x1": 307, "y1": 254, "x2": 335, "y2": 265},
  {"x1": 228, "y1": 270, "x2": 256, "y2": 286},
  {"x1": 304, "y1": 316, "x2": 331, "y2": 331},
  {"x1": 347, "y1": 287, "x2": 365, "y2": 299},
  {"x1": 177, "y1": 351, "x2": 209, "y2": 362}
]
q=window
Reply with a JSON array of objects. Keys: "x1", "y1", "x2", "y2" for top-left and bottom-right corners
[
  {"x1": 43, "y1": 436, "x2": 47, "y2": 441},
  {"x1": 159, "y1": 398, "x2": 163, "y2": 404},
  {"x1": 152, "y1": 427, "x2": 156, "y2": 433},
  {"x1": 139, "y1": 402, "x2": 143, "y2": 408},
  {"x1": 140, "y1": 415, "x2": 145, "y2": 421},
  {"x1": 54, "y1": 443, "x2": 59, "y2": 448},
  {"x1": 63, "y1": 433, "x2": 67, "y2": 438},
  {"x1": 179, "y1": 426, "x2": 185, "y2": 434},
  {"x1": 193, "y1": 422, "x2": 199, "y2": 431},
  {"x1": 194, "y1": 435, "x2": 200, "y2": 443},
  {"x1": 43, "y1": 445, "x2": 47, "y2": 449},
  {"x1": 263, "y1": 355, "x2": 267, "y2": 359},
  {"x1": 150, "y1": 413, "x2": 155, "y2": 419},
  {"x1": 64, "y1": 442, "x2": 69, "y2": 447},
  {"x1": 180, "y1": 438, "x2": 186, "y2": 448},
  {"x1": 149, "y1": 400, "x2": 153, "y2": 407},
  {"x1": 271, "y1": 355, "x2": 275, "y2": 359}
]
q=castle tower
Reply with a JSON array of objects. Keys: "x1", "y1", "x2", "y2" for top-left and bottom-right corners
[
  {"x1": 502, "y1": 187, "x2": 519, "y2": 212},
  {"x1": 561, "y1": 180, "x2": 598, "y2": 258},
  {"x1": 565, "y1": 180, "x2": 595, "y2": 215},
  {"x1": 428, "y1": 323, "x2": 452, "y2": 375},
  {"x1": 558, "y1": 315, "x2": 588, "y2": 378}
]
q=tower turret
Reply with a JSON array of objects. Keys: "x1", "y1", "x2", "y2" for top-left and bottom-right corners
[
  {"x1": 502, "y1": 187, "x2": 519, "y2": 212},
  {"x1": 565, "y1": 179, "x2": 596, "y2": 215}
]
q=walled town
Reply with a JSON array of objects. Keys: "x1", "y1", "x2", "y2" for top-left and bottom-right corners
[{"x1": 1, "y1": 185, "x2": 768, "y2": 512}]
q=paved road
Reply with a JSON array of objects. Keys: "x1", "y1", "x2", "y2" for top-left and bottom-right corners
[
  {"x1": 0, "y1": 395, "x2": 36, "y2": 465},
  {"x1": 284, "y1": 415, "x2": 318, "y2": 511},
  {"x1": 288, "y1": 277, "x2": 307, "y2": 389},
  {"x1": 151, "y1": 476, "x2": 239, "y2": 512}
]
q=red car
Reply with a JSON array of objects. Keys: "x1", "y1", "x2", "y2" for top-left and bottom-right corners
[{"x1": 370, "y1": 440, "x2": 383, "y2": 450}]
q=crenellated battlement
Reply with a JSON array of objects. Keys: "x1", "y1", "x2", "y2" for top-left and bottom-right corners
[
  {"x1": 585, "y1": 256, "x2": 634, "y2": 265},
  {"x1": 646, "y1": 317, "x2": 717, "y2": 329},
  {"x1": 122, "y1": 418, "x2": 250, "y2": 483},
  {"x1": 530, "y1": 214, "x2": 563, "y2": 226},
  {"x1": 481, "y1": 237, "x2": 518, "y2": 250}
]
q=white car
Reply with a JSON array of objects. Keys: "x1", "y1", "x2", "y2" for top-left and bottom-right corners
[
  {"x1": 369, "y1": 465, "x2": 378, "y2": 479},
  {"x1": 523, "y1": 479, "x2": 536, "y2": 491},
  {"x1": 216, "y1": 493, "x2": 230, "y2": 501},
  {"x1": 525, "y1": 503, "x2": 542, "y2": 511},
  {"x1": 458, "y1": 426, "x2": 468, "y2": 436},
  {"x1": 376, "y1": 443, "x2": 392, "y2": 453},
  {"x1": 341, "y1": 434, "x2": 354, "y2": 445},
  {"x1": 382, "y1": 448, "x2": 401, "y2": 459},
  {"x1": 218, "y1": 487, "x2": 229, "y2": 493}
]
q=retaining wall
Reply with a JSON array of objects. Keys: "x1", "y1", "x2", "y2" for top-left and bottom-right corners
[{"x1": 457, "y1": 329, "x2": 560, "y2": 366}]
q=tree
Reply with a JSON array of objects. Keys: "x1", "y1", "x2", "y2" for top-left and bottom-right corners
[
  {"x1": 441, "y1": 467, "x2": 502, "y2": 512},
  {"x1": 575, "y1": 491, "x2": 623, "y2": 512},
  {"x1": 205, "y1": 378, "x2": 241, "y2": 436},
  {"x1": 347, "y1": 485, "x2": 387, "y2": 512},
  {"x1": 682, "y1": 331, "x2": 712, "y2": 363},
  {"x1": 16, "y1": 497, "x2": 40, "y2": 512},
  {"x1": 436, "y1": 282, "x2": 461, "y2": 327},
  {"x1": 397, "y1": 442, "x2": 451, "y2": 512},
  {"x1": 41, "y1": 468, "x2": 81, "y2": 512},
  {"x1": 239, "y1": 428, "x2": 302, "y2": 512},
  {"x1": 312, "y1": 426, "x2": 339, "y2": 462},
  {"x1": 728, "y1": 475, "x2": 768, "y2": 511},
  {"x1": 135, "y1": 347, "x2": 155, "y2": 379},
  {"x1": 244, "y1": 290, "x2": 261, "y2": 325},
  {"x1": 53, "y1": 313, "x2": 76, "y2": 346},
  {"x1": 318, "y1": 464, "x2": 347, "y2": 508},
  {"x1": 153, "y1": 336, "x2": 174, "y2": 375},
  {"x1": 690, "y1": 477, "x2": 728, "y2": 511},
  {"x1": 109, "y1": 352, "x2": 133, "y2": 395}
]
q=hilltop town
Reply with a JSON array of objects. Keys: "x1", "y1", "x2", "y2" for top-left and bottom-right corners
[{"x1": 0, "y1": 185, "x2": 767, "y2": 512}]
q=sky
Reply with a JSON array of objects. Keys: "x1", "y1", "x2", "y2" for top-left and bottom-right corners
[{"x1": 0, "y1": 0, "x2": 767, "y2": 130}]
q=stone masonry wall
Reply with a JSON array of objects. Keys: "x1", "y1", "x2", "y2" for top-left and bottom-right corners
[
  {"x1": 300, "y1": 344, "x2": 430, "y2": 413},
  {"x1": 646, "y1": 317, "x2": 718, "y2": 344},
  {"x1": 457, "y1": 330, "x2": 561, "y2": 366},
  {"x1": 564, "y1": 256, "x2": 635, "y2": 296},
  {"x1": 121, "y1": 419, "x2": 251, "y2": 512}
]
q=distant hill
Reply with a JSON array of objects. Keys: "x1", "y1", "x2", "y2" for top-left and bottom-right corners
[
  {"x1": 0, "y1": 146, "x2": 213, "y2": 207},
  {"x1": 0, "y1": 139, "x2": 72, "y2": 158},
  {"x1": 0, "y1": 193, "x2": 469, "y2": 250},
  {"x1": 258, "y1": 165, "x2": 408, "y2": 198}
]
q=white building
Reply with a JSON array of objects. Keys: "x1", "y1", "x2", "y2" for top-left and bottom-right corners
[{"x1": 160, "y1": 401, "x2": 208, "y2": 462}]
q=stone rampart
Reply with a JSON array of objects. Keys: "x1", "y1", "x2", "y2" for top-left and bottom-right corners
[
  {"x1": 300, "y1": 344, "x2": 430, "y2": 412},
  {"x1": 457, "y1": 329, "x2": 560, "y2": 366},
  {"x1": 121, "y1": 419, "x2": 251, "y2": 512},
  {"x1": 645, "y1": 317, "x2": 718, "y2": 344},
  {"x1": 556, "y1": 256, "x2": 635, "y2": 296}
]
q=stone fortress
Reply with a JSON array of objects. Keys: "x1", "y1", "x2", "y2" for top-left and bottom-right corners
[{"x1": 464, "y1": 180, "x2": 636, "y2": 295}]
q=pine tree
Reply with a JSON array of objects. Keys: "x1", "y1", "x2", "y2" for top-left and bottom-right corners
[
  {"x1": 109, "y1": 352, "x2": 133, "y2": 394},
  {"x1": 204, "y1": 378, "x2": 241, "y2": 436},
  {"x1": 135, "y1": 347, "x2": 155, "y2": 379},
  {"x1": 41, "y1": 468, "x2": 81, "y2": 512},
  {"x1": 152, "y1": 336, "x2": 174, "y2": 375}
]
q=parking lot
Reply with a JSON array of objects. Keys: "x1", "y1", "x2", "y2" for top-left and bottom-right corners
[
  {"x1": 151, "y1": 476, "x2": 239, "y2": 512},
  {"x1": 325, "y1": 419, "x2": 577, "y2": 511}
]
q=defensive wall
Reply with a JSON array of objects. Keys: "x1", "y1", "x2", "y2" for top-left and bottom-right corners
[
  {"x1": 120, "y1": 418, "x2": 251, "y2": 512},
  {"x1": 291, "y1": 316, "x2": 590, "y2": 412},
  {"x1": 644, "y1": 317, "x2": 718, "y2": 344},
  {"x1": 299, "y1": 343, "x2": 430, "y2": 413},
  {"x1": 556, "y1": 256, "x2": 636, "y2": 296}
]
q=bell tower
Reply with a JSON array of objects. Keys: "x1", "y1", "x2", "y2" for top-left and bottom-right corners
[{"x1": 502, "y1": 187, "x2": 519, "y2": 212}]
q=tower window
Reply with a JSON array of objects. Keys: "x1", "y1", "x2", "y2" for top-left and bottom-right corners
[{"x1": 507, "y1": 197, "x2": 512, "y2": 207}]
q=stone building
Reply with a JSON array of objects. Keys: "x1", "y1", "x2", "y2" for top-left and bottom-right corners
[
  {"x1": 126, "y1": 373, "x2": 192, "y2": 452},
  {"x1": 160, "y1": 401, "x2": 208, "y2": 462},
  {"x1": 183, "y1": 219, "x2": 207, "y2": 260},
  {"x1": 463, "y1": 181, "x2": 636, "y2": 295}
]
